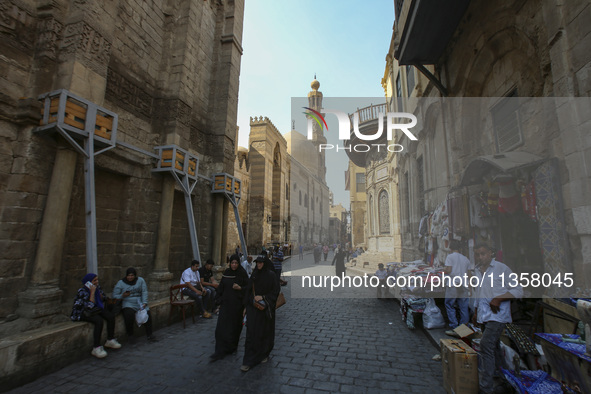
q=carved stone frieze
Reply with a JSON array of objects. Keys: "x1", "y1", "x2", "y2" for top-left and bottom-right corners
[
  {"x1": 0, "y1": 2, "x2": 37, "y2": 50},
  {"x1": 152, "y1": 98, "x2": 192, "y2": 128},
  {"x1": 36, "y1": 17, "x2": 63, "y2": 59},
  {"x1": 60, "y1": 21, "x2": 111, "y2": 74},
  {"x1": 105, "y1": 67, "x2": 153, "y2": 120}
]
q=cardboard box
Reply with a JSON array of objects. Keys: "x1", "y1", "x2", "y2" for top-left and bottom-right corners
[
  {"x1": 441, "y1": 339, "x2": 479, "y2": 394},
  {"x1": 453, "y1": 324, "x2": 476, "y2": 339}
]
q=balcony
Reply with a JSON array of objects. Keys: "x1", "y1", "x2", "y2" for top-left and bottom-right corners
[
  {"x1": 344, "y1": 103, "x2": 387, "y2": 168},
  {"x1": 394, "y1": 0, "x2": 470, "y2": 65}
]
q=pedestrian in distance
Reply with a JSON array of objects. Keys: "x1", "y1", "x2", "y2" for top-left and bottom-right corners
[
  {"x1": 240, "y1": 255, "x2": 280, "y2": 372},
  {"x1": 299, "y1": 244, "x2": 304, "y2": 260},
  {"x1": 112, "y1": 267, "x2": 157, "y2": 343},
  {"x1": 332, "y1": 246, "x2": 347, "y2": 277},
  {"x1": 313, "y1": 243, "x2": 321, "y2": 264},
  {"x1": 375, "y1": 263, "x2": 389, "y2": 299},
  {"x1": 180, "y1": 260, "x2": 212, "y2": 318},
  {"x1": 210, "y1": 254, "x2": 248, "y2": 361},
  {"x1": 242, "y1": 255, "x2": 253, "y2": 277},
  {"x1": 272, "y1": 246, "x2": 287, "y2": 286},
  {"x1": 70, "y1": 273, "x2": 122, "y2": 358}
]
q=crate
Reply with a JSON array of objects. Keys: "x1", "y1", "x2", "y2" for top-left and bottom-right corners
[
  {"x1": 36, "y1": 89, "x2": 117, "y2": 146},
  {"x1": 161, "y1": 149, "x2": 185, "y2": 171}
]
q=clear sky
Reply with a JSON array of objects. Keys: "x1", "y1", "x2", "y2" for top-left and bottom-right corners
[{"x1": 237, "y1": 0, "x2": 395, "y2": 205}]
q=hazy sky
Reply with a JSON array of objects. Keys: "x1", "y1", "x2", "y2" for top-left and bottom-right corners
[{"x1": 236, "y1": 0, "x2": 394, "y2": 205}]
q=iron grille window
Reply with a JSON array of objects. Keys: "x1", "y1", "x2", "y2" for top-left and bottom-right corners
[
  {"x1": 406, "y1": 65, "x2": 415, "y2": 95},
  {"x1": 396, "y1": 73, "x2": 402, "y2": 112},
  {"x1": 404, "y1": 172, "x2": 410, "y2": 232},
  {"x1": 492, "y1": 89, "x2": 523, "y2": 152},
  {"x1": 417, "y1": 157, "x2": 424, "y2": 215},
  {"x1": 379, "y1": 190, "x2": 390, "y2": 234},
  {"x1": 356, "y1": 172, "x2": 366, "y2": 192}
]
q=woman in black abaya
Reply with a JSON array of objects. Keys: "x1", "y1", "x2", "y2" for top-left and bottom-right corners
[
  {"x1": 240, "y1": 255, "x2": 280, "y2": 372},
  {"x1": 210, "y1": 254, "x2": 248, "y2": 361}
]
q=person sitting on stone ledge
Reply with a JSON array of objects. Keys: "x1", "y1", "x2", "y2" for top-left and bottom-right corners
[
  {"x1": 113, "y1": 267, "x2": 157, "y2": 344},
  {"x1": 199, "y1": 259, "x2": 219, "y2": 313},
  {"x1": 180, "y1": 260, "x2": 212, "y2": 318},
  {"x1": 70, "y1": 273, "x2": 122, "y2": 359}
]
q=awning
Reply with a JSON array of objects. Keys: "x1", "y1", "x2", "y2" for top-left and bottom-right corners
[
  {"x1": 395, "y1": 0, "x2": 471, "y2": 65},
  {"x1": 459, "y1": 152, "x2": 545, "y2": 186}
]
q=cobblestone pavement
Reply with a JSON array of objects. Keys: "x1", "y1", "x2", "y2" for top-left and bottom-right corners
[{"x1": 9, "y1": 255, "x2": 444, "y2": 394}]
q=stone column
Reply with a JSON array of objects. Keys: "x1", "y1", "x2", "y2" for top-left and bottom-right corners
[
  {"x1": 212, "y1": 195, "x2": 224, "y2": 266},
  {"x1": 18, "y1": 1, "x2": 117, "y2": 319},
  {"x1": 17, "y1": 141, "x2": 77, "y2": 318},
  {"x1": 149, "y1": 177, "x2": 175, "y2": 300}
]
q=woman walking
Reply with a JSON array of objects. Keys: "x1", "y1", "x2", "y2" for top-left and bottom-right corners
[
  {"x1": 210, "y1": 254, "x2": 248, "y2": 361},
  {"x1": 240, "y1": 255, "x2": 280, "y2": 372}
]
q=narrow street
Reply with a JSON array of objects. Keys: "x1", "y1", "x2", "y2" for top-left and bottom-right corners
[{"x1": 9, "y1": 254, "x2": 444, "y2": 393}]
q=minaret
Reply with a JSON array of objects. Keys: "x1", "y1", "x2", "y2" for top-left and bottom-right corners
[{"x1": 307, "y1": 75, "x2": 327, "y2": 182}]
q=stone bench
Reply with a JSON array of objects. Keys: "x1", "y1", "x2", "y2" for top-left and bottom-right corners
[{"x1": 0, "y1": 298, "x2": 172, "y2": 391}]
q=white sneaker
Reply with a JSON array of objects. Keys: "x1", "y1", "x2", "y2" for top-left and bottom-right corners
[
  {"x1": 91, "y1": 346, "x2": 107, "y2": 358},
  {"x1": 104, "y1": 339, "x2": 122, "y2": 349}
]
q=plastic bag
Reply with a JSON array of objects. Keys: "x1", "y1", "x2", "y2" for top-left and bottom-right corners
[
  {"x1": 423, "y1": 298, "x2": 445, "y2": 329},
  {"x1": 135, "y1": 301, "x2": 148, "y2": 326}
]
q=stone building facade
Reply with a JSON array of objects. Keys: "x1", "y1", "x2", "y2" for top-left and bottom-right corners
[
  {"x1": 225, "y1": 80, "x2": 331, "y2": 254},
  {"x1": 346, "y1": 161, "x2": 367, "y2": 249},
  {"x1": 364, "y1": 0, "x2": 591, "y2": 292},
  {"x1": 0, "y1": 0, "x2": 244, "y2": 385},
  {"x1": 244, "y1": 116, "x2": 291, "y2": 251}
]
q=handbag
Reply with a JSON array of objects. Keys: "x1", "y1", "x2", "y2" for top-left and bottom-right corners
[
  {"x1": 252, "y1": 285, "x2": 267, "y2": 310},
  {"x1": 83, "y1": 306, "x2": 103, "y2": 318},
  {"x1": 276, "y1": 292, "x2": 286, "y2": 309}
]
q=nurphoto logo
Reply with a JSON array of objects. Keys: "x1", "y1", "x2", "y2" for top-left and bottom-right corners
[{"x1": 303, "y1": 107, "x2": 419, "y2": 152}]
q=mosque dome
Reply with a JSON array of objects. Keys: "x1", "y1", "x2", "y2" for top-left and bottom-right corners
[{"x1": 311, "y1": 79, "x2": 320, "y2": 90}]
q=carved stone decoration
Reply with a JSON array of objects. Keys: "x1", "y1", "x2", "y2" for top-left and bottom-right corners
[
  {"x1": 36, "y1": 17, "x2": 63, "y2": 59},
  {"x1": 0, "y1": 3, "x2": 37, "y2": 50},
  {"x1": 106, "y1": 68, "x2": 153, "y2": 120},
  {"x1": 152, "y1": 98, "x2": 192, "y2": 128},
  {"x1": 60, "y1": 21, "x2": 111, "y2": 75},
  {"x1": 379, "y1": 189, "x2": 390, "y2": 234}
]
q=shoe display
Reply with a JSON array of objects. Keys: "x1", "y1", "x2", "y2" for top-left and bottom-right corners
[
  {"x1": 202, "y1": 311, "x2": 212, "y2": 318},
  {"x1": 240, "y1": 365, "x2": 250, "y2": 372},
  {"x1": 104, "y1": 339, "x2": 122, "y2": 349},
  {"x1": 91, "y1": 346, "x2": 107, "y2": 358}
]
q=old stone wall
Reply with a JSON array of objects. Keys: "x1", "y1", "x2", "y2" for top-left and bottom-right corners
[{"x1": 0, "y1": 0, "x2": 244, "y2": 320}]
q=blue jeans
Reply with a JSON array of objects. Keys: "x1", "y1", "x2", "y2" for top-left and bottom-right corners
[
  {"x1": 444, "y1": 296, "x2": 469, "y2": 328},
  {"x1": 182, "y1": 288, "x2": 208, "y2": 314},
  {"x1": 479, "y1": 321, "x2": 505, "y2": 393}
]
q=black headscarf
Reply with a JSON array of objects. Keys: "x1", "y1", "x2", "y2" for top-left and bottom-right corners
[
  {"x1": 252, "y1": 256, "x2": 274, "y2": 284},
  {"x1": 122, "y1": 267, "x2": 138, "y2": 285},
  {"x1": 222, "y1": 259, "x2": 249, "y2": 287}
]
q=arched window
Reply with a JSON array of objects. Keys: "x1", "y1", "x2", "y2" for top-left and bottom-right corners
[
  {"x1": 379, "y1": 190, "x2": 390, "y2": 234},
  {"x1": 299, "y1": 191, "x2": 302, "y2": 206},
  {"x1": 368, "y1": 195, "x2": 374, "y2": 236}
]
